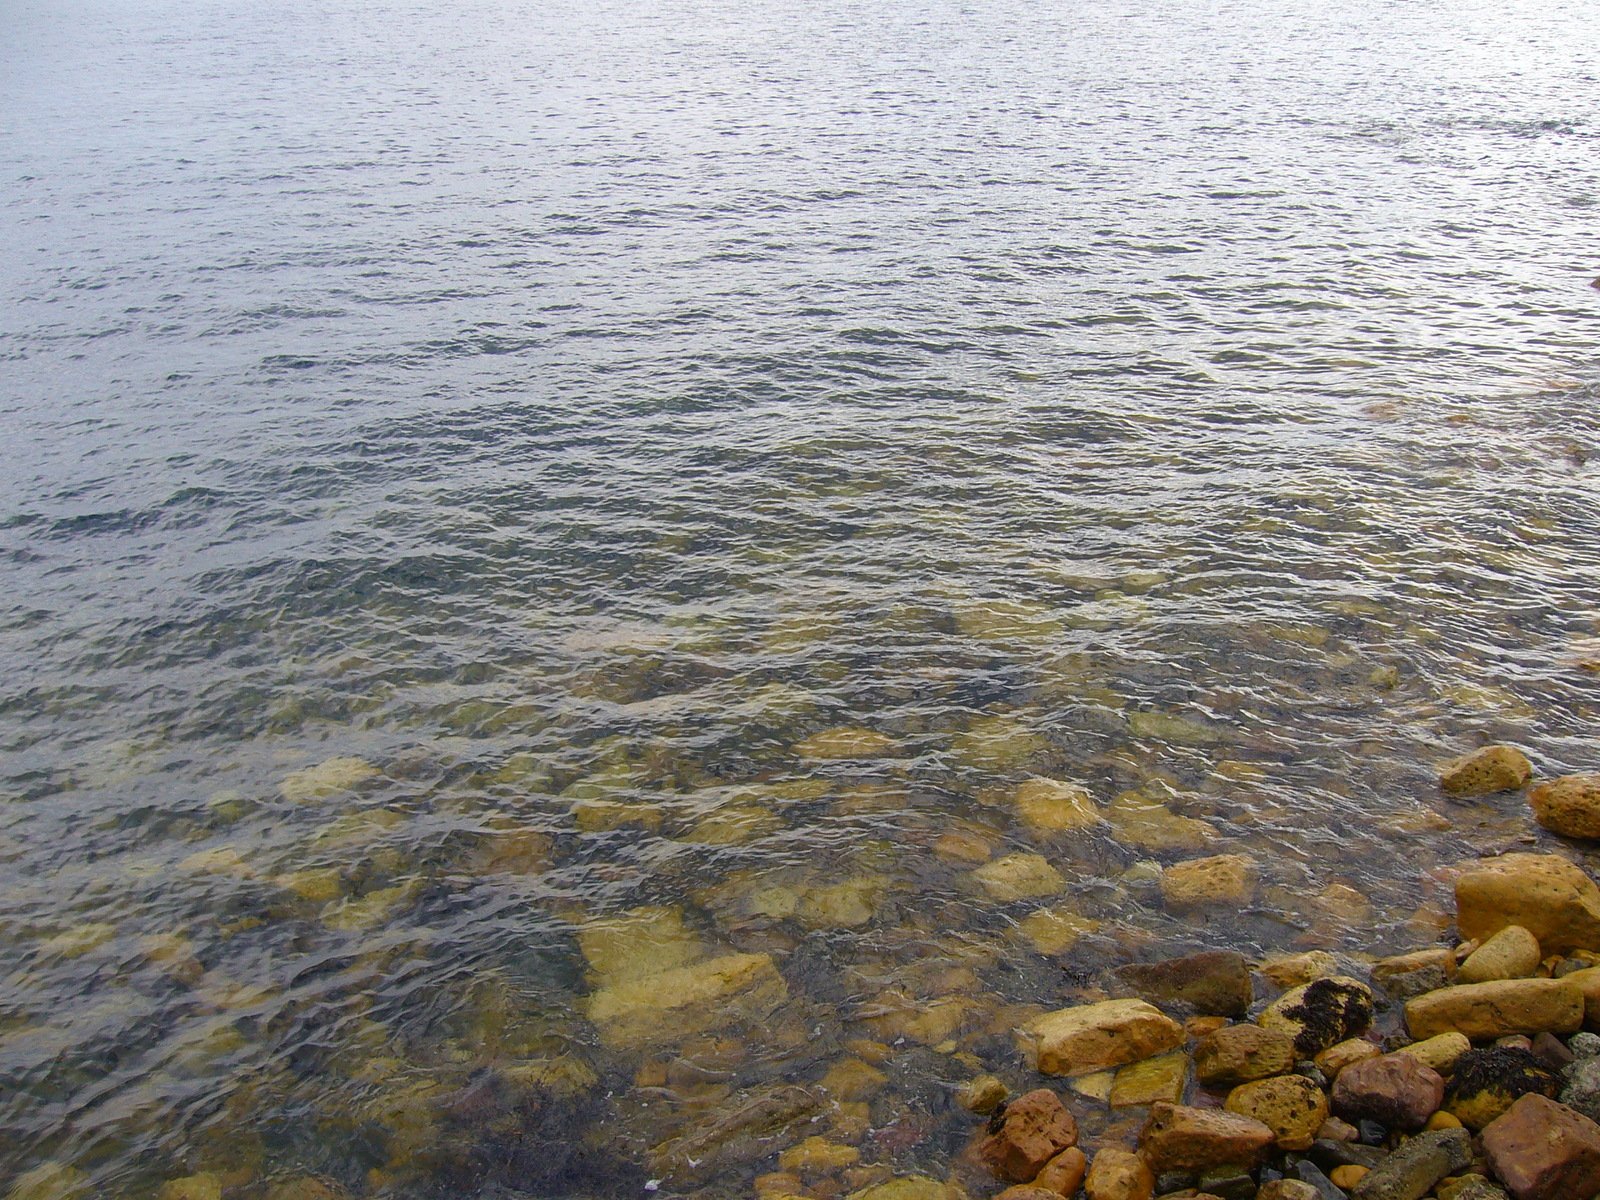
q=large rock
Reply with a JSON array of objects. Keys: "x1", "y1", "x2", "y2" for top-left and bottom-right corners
[
  {"x1": 1444, "y1": 1046, "x2": 1559, "y2": 1130},
  {"x1": 1348, "y1": 1128, "x2": 1471, "y2": 1200},
  {"x1": 1404, "y1": 978, "x2": 1583, "y2": 1041},
  {"x1": 1439, "y1": 746, "x2": 1533, "y2": 796},
  {"x1": 1083, "y1": 1147, "x2": 1153, "y2": 1200},
  {"x1": 586, "y1": 952, "x2": 787, "y2": 1048},
  {"x1": 1331, "y1": 1053, "x2": 1444, "y2": 1131},
  {"x1": 1458, "y1": 926, "x2": 1542, "y2": 985},
  {"x1": 1114, "y1": 950, "x2": 1253, "y2": 1017},
  {"x1": 1455, "y1": 854, "x2": 1600, "y2": 955},
  {"x1": 1480, "y1": 1094, "x2": 1600, "y2": 1200},
  {"x1": 1554, "y1": 965, "x2": 1600, "y2": 1027},
  {"x1": 1258, "y1": 976, "x2": 1374, "y2": 1056},
  {"x1": 1139, "y1": 1102, "x2": 1276, "y2": 1174},
  {"x1": 1159, "y1": 855, "x2": 1259, "y2": 912},
  {"x1": 1225, "y1": 1074, "x2": 1329, "y2": 1151},
  {"x1": 1195, "y1": 1024, "x2": 1298, "y2": 1086},
  {"x1": 1530, "y1": 775, "x2": 1600, "y2": 841},
  {"x1": 1401, "y1": 1031, "x2": 1471, "y2": 1073},
  {"x1": 979, "y1": 1088, "x2": 1078, "y2": 1183},
  {"x1": 1022, "y1": 999, "x2": 1185, "y2": 1077}
]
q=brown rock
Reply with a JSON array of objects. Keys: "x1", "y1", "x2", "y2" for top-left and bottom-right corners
[
  {"x1": 1316, "y1": 1037, "x2": 1382, "y2": 1080},
  {"x1": 1194, "y1": 1024, "x2": 1297, "y2": 1087},
  {"x1": 1138, "y1": 1102, "x2": 1276, "y2": 1174},
  {"x1": 1555, "y1": 965, "x2": 1600, "y2": 1027},
  {"x1": 995, "y1": 1188, "x2": 1062, "y2": 1200},
  {"x1": 1439, "y1": 746, "x2": 1533, "y2": 796},
  {"x1": 1257, "y1": 1183, "x2": 1321, "y2": 1200},
  {"x1": 1405, "y1": 978, "x2": 1583, "y2": 1041},
  {"x1": 1022, "y1": 999, "x2": 1185, "y2": 1077},
  {"x1": 1458, "y1": 926, "x2": 1543, "y2": 985},
  {"x1": 1373, "y1": 947, "x2": 1457, "y2": 1002},
  {"x1": 1531, "y1": 775, "x2": 1600, "y2": 840},
  {"x1": 1083, "y1": 1147, "x2": 1154, "y2": 1200},
  {"x1": 1455, "y1": 854, "x2": 1600, "y2": 956},
  {"x1": 980, "y1": 1088, "x2": 1078, "y2": 1184},
  {"x1": 1033, "y1": 1146, "x2": 1087, "y2": 1196},
  {"x1": 1113, "y1": 950, "x2": 1253, "y2": 1018},
  {"x1": 1160, "y1": 854, "x2": 1259, "y2": 912},
  {"x1": 1480, "y1": 1093, "x2": 1600, "y2": 1200},
  {"x1": 1331, "y1": 1052, "x2": 1445, "y2": 1131},
  {"x1": 1347, "y1": 1127, "x2": 1471, "y2": 1200},
  {"x1": 1224, "y1": 1074, "x2": 1329, "y2": 1150},
  {"x1": 959, "y1": 1075, "x2": 1008, "y2": 1115}
]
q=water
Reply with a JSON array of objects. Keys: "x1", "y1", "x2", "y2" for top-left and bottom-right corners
[{"x1": 3, "y1": 0, "x2": 1600, "y2": 1194}]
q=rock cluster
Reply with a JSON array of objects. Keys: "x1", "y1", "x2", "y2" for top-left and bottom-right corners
[{"x1": 964, "y1": 848, "x2": 1600, "y2": 1200}]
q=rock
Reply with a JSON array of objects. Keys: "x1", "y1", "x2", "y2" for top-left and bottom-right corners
[
  {"x1": 1317, "y1": 1037, "x2": 1382, "y2": 1080},
  {"x1": 1106, "y1": 791, "x2": 1217, "y2": 853},
  {"x1": 1400, "y1": 1031, "x2": 1471, "y2": 1073},
  {"x1": 1195, "y1": 1024, "x2": 1298, "y2": 1086},
  {"x1": 279, "y1": 756, "x2": 379, "y2": 802},
  {"x1": 1373, "y1": 948, "x2": 1457, "y2": 1002},
  {"x1": 1139, "y1": 1102, "x2": 1276, "y2": 1174},
  {"x1": 1531, "y1": 1031, "x2": 1574, "y2": 1073},
  {"x1": 1292, "y1": 1159, "x2": 1351, "y2": 1200},
  {"x1": 845, "y1": 1178, "x2": 965, "y2": 1200},
  {"x1": 1014, "y1": 778, "x2": 1103, "y2": 834},
  {"x1": 1561, "y1": 1055, "x2": 1600, "y2": 1122},
  {"x1": 822, "y1": 1058, "x2": 889, "y2": 1102},
  {"x1": 1347, "y1": 1127, "x2": 1471, "y2": 1200},
  {"x1": 1034, "y1": 1146, "x2": 1088, "y2": 1196},
  {"x1": 1083, "y1": 1147, "x2": 1154, "y2": 1200},
  {"x1": 1331, "y1": 1053, "x2": 1445, "y2": 1131},
  {"x1": 1225, "y1": 1074, "x2": 1329, "y2": 1150},
  {"x1": 1160, "y1": 855, "x2": 1259, "y2": 912},
  {"x1": 1017, "y1": 904, "x2": 1103, "y2": 956},
  {"x1": 1110, "y1": 1052, "x2": 1189, "y2": 1107},
  {"x1": 1444, "y1": 1046, "x2": 1559, "y2": 1129},
  {"x1": 156, "y1": 1176, "x2": 222, "y2": 1200},
  {"x1": 1260, "y1": 951, "x2": 1339, "y2": 989},
  {"x1": 651, "y1": 1083, "x2": 824, "y2": 1179},
  {"x1": 958, "y1": 1075, "x2": 1008, "y2": 1115},
  {"x1": 780, "y1": 1137, "x2": 861, "y2": 1172},
  {"x1": 586, "y1": 951, "x2": 787, "y2": 1048},
  {"x1": 793, "y1": 727, "x2": 899, "y2": 759},
  {"x1": 1114, "y1": 950, "x2": 1253, "y2": 1018},
  {"x1": 1258, "y1": 976, "x2": 1374, "y2": 1056},
  {"x1": 1572, "y1": 1031, "x2": 1600, "y2": 1057},
  {"x1": 973, "y1": 854, "x2": 1068, "y2": 902},
  {"x1": 1405, "y1": 978, "x2": 1583, "y2": 1041},
  {"x1": 1459, "y1": 926, "x2": 1543, "y2": 985},
  {"x1": 1330, "y1": 1165, "x2": 1369, "y2": 1190},
  {"x1": 1455, "y1": 854, "x2": 1600, "y2": 956},
  {"x1": 1437, "y1": 1178, "x2": 1509, "y2": 1200},
  {"x1": 1529, "y1": 775, "x2": 1600, "y2": 840},
  {"x1": 1439, "y1": 746, "x2": 1533, "y2": 796},
  {"x1": 980, "y1": 1089, "x2": 1078, "y2": 1184},
  {"x1": 1480, "y1": 1093, "x2": 1600, "y2": 1200},
  {"x1": 1257, "y1": 1183, "x2": 1321, "y2": 1200},
  {"x1": 994, "y1": 1188, "x2": 1059, "y2": 1200},
  {"x1": 1023, "y1": 999, "x2": 1186, "y2": 1077}
]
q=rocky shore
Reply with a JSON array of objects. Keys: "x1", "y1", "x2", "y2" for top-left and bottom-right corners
[{"x1": 911, "y1": 749, "x2": 1600, "y2": 1200}]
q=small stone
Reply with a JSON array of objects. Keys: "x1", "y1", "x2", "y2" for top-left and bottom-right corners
[
  {"x1": 1329, "y1": 1165, "x2": 1369, "y2": 1190},
  {"x1": 1110, "y1": 1052, "x2": 1189, "y2": 1107},
  {"x1": 1332, "y1": 1053, "x2": 1445, "y2": 1131},
  {"x1": 1439, "y1": 746, "x2": 1533, "y2": 796},
  {"x1": 1035, "y1": 1146, "x2": 1088, "y2": 1196},
  {"x1": 1437, "y1": 1178, "x2": 1509, "y2": 1200},
  {"x1": 1014, "y1": 777, "x2": 1103, "y2": 833},
  {"x1": 156, "y1": 1176, "x2": 222, "y2": 1200},
  {"x1": 1225, "y1": 1074, "x2": 1329, "y2": 1151},
  {"x1": 793, "y1": 727, "x2": 899, "y2": 759},
  {"x1": 1160, "y1": 855, "x2": 1259, "y2": 912},
  {"x1": 1572, "y1": 1031, "x2": 1600, "y2": 1058},
  {"x1": 780, "y1": 1137, "x2": 861, "y2": 1172},
  {"x1": 1319, "y1": 1117, "x2": 1360, "y2": 1141},
  {"x1": 1084, "y1": 1147, "x2": 1155, "y2": 1200},
  {"x1": 1529, "y1": 775, "x2": 1600, "y2": 840},
  {"x1": 1401, "y1": 1032, "x2": 1472, "y2": 1074},
  {"x1": 1531, "y1": 1031, "x2": 1574, "y2": 1073},
  {"x1": 1562, "y1": 1056, "x2": 1600, "y2": 1122},
  {"x1": 1259, "y1": 951, "x2": 1339, "y2": 989},
  {"x1": 958, "y1": 1074, "x2": 1008, "y2": 1115},
  {"x1": 1427, "y1": 1110, "x2": 1464, "y2": 1131},
  {"x1": 1257, "y1": 1183, "x2": 1321, "y2": 1200},
  {"x1": 1316, "y1": 1038, "x2": 1381, "y2": 1080},
  {"x1": 973, "y1": 853, "x2": 1068, "y2": 902},
  {"x1": 1444, "y1": 1046, "x2": 1559, "y2": 1130},
  {"x1": 1195, "y1": 1024, "x2": 1297, "y2": 1087},
  {"x1": 1347, "y1": 1128, "x2": 1471, "y2": 1200},
  {"x1": 1373, "y1": 948, "x2": 1457, "y2": 1002},
  {"x1": 1114, "y1": 950, "x2": 1254, "y2": 1018},
  {"x1": 1459, "y1": 926, "x2": 1543, "y2": 985},
  {"x1": 1480, "y1": 1093, "x2": 1600, "y2": 1200},
  {"x1": 823, "y1": 1057, "x2": 889, "y2": 1102},
  {"x1": 980, "y1": 1088, "x2": 1078, "y2": 1184},
  {"x1": 1023, "y1": 999, "x2": 1186, "y2": 1077},
  {"x1": 1405, "y1": 978, "x2": 1583, "y2": 1041},
  {"x1": 1139, "y1": 1102, "x2": 1276, "y2": 1174},
  {"x1": 1292, "y1": 1159, "x2": 1349, "y2": 1200},
  {"x1": 995, "y1": 1187, "x2": 1060, "y2": 1200},
  {"x1": 1455, "y1": 854, "x2": 1600, "y2": 956},
  {"x1": 1258, "y1": 976, "x2": 1374, "y2": 1057}
]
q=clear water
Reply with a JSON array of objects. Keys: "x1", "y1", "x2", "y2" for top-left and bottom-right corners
[{"x1": 3, "y1": 0, "x2": 1600, "y2": 1194}]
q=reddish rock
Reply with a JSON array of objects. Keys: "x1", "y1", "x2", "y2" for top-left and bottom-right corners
[
  {"x1": 1034, "y1": 1146, "x2": 1087, "y2": 1195},
  {"x1": 1083, "y1": 1147, "x2": 1154, "y2": 1200},
  {"x1": 1138, "y1": 1102, "x2": 1275, "y2": 1174},
  {"x1": 980, "y1": 1088, "x2": 1079, "y2": 1184},
  {"x1": 1481, "y1": 1093, "x2": 1600, "y2": 1200},
  {"x1": 1331, "y1": 1052, "x2": 1445, "y2": 1132}
]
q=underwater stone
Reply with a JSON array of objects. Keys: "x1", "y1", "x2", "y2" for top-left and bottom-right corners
[
  {"x1": 1438, "y1": 746, "x2": 1533, "y2": 797},
  {"x1": 1017, "y1": 904, "x2": 1102, "y2": 956},
  {"x1": 1159, "y1": 855, "x2": 1259, "y2": 912},
  {"x1": 1013, "y1": 777, "x2": 1102, "y2": 834},
  {"x1": 793, "y1": 727, "x2": 900, "y2": 759},
  {"x1": 279, "y1": 756, "x2": 379, "y2": 802},
  {"x1": 972, "y1": 853, "x2": 1067, "y2": 903},
  {"x1": 587, "y1": 951, "x2": 787, "y2": 1049}
]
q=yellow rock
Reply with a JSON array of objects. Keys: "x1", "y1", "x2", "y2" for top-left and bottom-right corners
[
  {"x1": 572, "y1": 798, "x2": 662, "y2": 832},
  {"x1": 1106, "y1": 791, "x2": 1216, "y2": 852},
  {"x1": 1530, "y1": 775, "x2": 1600, "y2": 840},
  {"x1": 1110, "y1": 1051, "x2": 1189, "y2": 1107},
  {"x1": 1426, "y1": 1110, "x2": 1463, "y2": 1131},
  {"x1": 1068, "y1": 1070, "x2": 1115, "y2": 1102},
  {"x1": 1160, "y1": 854, "x2": 1259, "y2": 912},
  {"x1": 586, "y1": 952, "x2": 787, "y2": 1048},
  {"x1": 5, "y1": 1164, "x2": 90, "y2": 1200},
  {"x1": 1021, "y1": 998, "x2": 1185, "y2": 1077},
  {"x1": 1013, "y1": 778, "x2": 1102, "y2": 834},
  {"x1": 1398, "y1": 1032, "x2": 1470, "y2": 1073},
  {"x1": 1438, "y1": 745, "x2": 1532, "y2": 796},
  {"x1": 321, "y1": 882, "x2": 419, "y2": 932},
  {"x1": 1315, "y1": 1038, "x2": 1380, "y2": 1079},
  {"x1": 1455, "y1": 854, "x2": 1600, "y2": 955},
  {"x1": 972, "y1": 854, "x2": 1066, "y2": 902},
  {"x1": 797, "y1": 878, "x2": 884, "y2": 929},
  {"x1": 1225, "y1": 1075, "x2": 1328, "y2": 1151},
  {"x1": 955, "y1": 598, "x2": 1062, "y2": 643},
  {"x1": 280, "y1": 756, "x2": 379, "y2": 802},
  {"x1": 156, "y1": 1174, "x2": 222, "y2": 1200},
  {"x1": 276, "y1": 867, "x2": 346, "y2": 903},
  {"x1": 821, "y1": 1057, "x2": 888, "y2": 1102},
  {"x1": 949, "y1": 715, "x2": 1051, "y2": 772},
  {"x1": 1458, "y1": 924, "x2": 1542, "y2": 984},
  {"x1": 1129, "y1": 710, "x2": 1227, "y2": 745},
  {"x1": 845, "y1": 1179, "x2": 966, "y2": 1200},
  {"x1": 178, "y1": 846, "x2": 255, "y2": 878},
  {"x1": 139, "y1": 932, "x2": 203, "y2": 983},
  {"x1": 682, "y1": 803, "x2": 779, "y2": 846},
  {"x1": 311, "y1": 808, "x2": 404, "y2": 848},
  {"x1": 1258, "y1": 951, "x2": 1338, "y2": 989},
  {"x1": 958, "y1": 1075, "x2": 1008, "y2": 1114},
  {"x1": 780, "y1": 1136, "x2": 861, "y2": 1173},
  {"x1": 37, "y1": 923, "x2": 116, "y2": 959},
  {"x1": 1016, "y1": 905, "x2": 1102, "y2": 956},
  {"x1": 1405, "y1": 978, "x2": 1582, "y2": 1040},
  {"x1": 793, "y1": 727, "x2": 899, "y2": 759},
  {"x1": 578, "y1": 905, "x2": 704, "y2": 985}
]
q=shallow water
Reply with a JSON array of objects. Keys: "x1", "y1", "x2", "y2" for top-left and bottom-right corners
[{"x1": 3, "y1": 0, "x2": 1600, "y2": 1194}]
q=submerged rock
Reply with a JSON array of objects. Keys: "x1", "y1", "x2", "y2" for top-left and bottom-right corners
[
  {"x1": 972, "y1": 853, "x2": 1066, "y2": 902},
  {"x1": 1438, "y1": 746, "x2": 1533, "y2": 797},
  {"x1": 1109, "y1": 1051, "x2": 1189, "y2": 1107},
  {"x1": 1159, "y1": 855, "x2": 1259, "y2": 913},
  {"x1": 1013, "y1": 777, "x2": 1103, "y2": 834},
  {"x1": 279, "y1": 756, "x2": 379, "y2": 802},
  {"x1": 1114, "y1": 949, "x2": 1253, "y2": 1018},
  {"x1": 793, "y1": 727, "x2": 900, "y2": 760},
  {"x1": 587, "y1": 951, "x2": 787, "y2": 1048}
]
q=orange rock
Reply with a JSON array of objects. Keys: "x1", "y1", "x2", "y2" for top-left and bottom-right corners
[{"x1": 979, "y1": 1088, "x2": 1078, "y2": 1184}]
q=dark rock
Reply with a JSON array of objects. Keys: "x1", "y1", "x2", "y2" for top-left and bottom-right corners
[
  {"x1": 1307, "y1": 1138, "x2": 1385, "y2": 1171},
  {"x1": 1531, "y1": 1032, "x2": 1574, "y2": 1074},
  {"x1": 1561, "y1": 1054, "x2": 1600, "y2": 1122},
  {"x1": 1480, "y1": 1093, "x2": 1600, "y2": 1200},
  {"x1": 1332, "y1": 1053, "x2": 1445, "y2": 1132},
  {"x1": 1347, "y1": 1128, "x2": 1471, "y2": 1200},
  {"x1": 1288, "y1": 1159, "x2": 1347, "y2": 1200},
  {"x1": 1116, "y1": 949, "x2": 1254, "y2": 1017},
  {"x1": 1278, "y1": 977, "x2": 1375, "y2": 1057},
  {"x1": 1197, "y1": 1168, "x2": 1256, "y2": 1199},
  {"x1": 1358, "y1": 1120, "x2": 1388, "y2": 1146}
]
